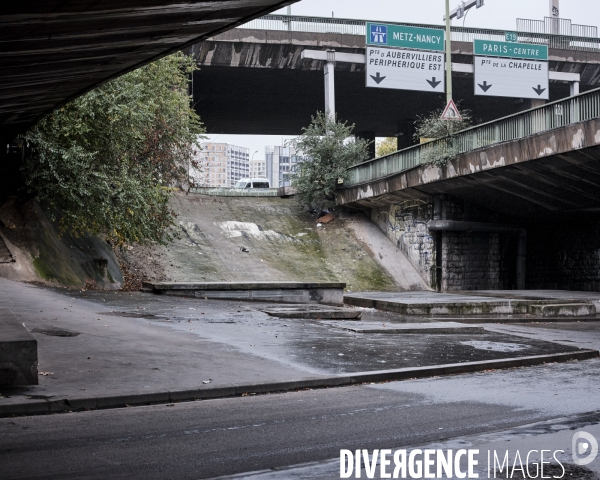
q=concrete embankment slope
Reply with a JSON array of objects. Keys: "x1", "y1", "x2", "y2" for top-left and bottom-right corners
[
  {"x1": 131, "y1": 193, "x2": 426, "y2": 292},
  {"x1": 0, "y1": 198, "x2": 122, "y2": 289}
]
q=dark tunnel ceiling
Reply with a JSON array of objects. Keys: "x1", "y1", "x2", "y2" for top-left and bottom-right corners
[{"x1": 0, "y1": 0, "x2": 297, "y2": 138}]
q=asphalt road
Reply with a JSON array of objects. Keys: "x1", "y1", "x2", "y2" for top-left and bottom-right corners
[{"x1": 2, "y1": 356, "x2": 600, "y2": 480}]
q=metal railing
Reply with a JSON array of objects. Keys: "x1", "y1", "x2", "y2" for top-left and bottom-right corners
[
  {"x1": 190, "y1": 187, "x2": 280, "y2": 197},
  {"x1": 344, "y1": 87, "x2": 600, "y2": 188},
  {"x1": 239, "y1": 14, "x2": 600, "y2": 52},
  {"x1": 517, "y1": 17, "x2": 598, "y2": 38}
]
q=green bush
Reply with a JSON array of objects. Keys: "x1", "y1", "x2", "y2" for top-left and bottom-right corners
[
  {"x1": 289, "y1": 112, "x2": 370, "y2": 209},
  {"x1": 23, "y1": 52, "x2": 205, "y2": 244}
]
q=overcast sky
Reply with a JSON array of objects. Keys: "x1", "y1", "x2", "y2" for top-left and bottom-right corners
[{"x1": 208, "y1": 0, "x2": 600, "y2": 159}]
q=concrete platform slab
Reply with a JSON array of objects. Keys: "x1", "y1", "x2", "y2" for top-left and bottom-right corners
[
  {"x1": 0, "y1": 309, "x2": 38, "y2": 386},
  {"x1": 144, "y1": 281, "x2": 345, "y2": 305},
  {"x1": 454, "y1": 290, "x2": 600, "y2": 310},
  {"x1": 344, "y1": 291, "x2": 600, "y2": 317},
  {"x1": 261, "y1": 305, "x2": 361, "y2": 320},
  {"x1": 529, "y1": 303, "x2": 596, "y2": 317},
  {"x1": 330, "y1": 321, "x2": 485, "y2": 334}
]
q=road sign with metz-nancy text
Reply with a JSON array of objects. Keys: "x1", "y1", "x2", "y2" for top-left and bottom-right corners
[
  {"x1": 474, "y1": 39, "x2": 548, "y2": 61},
  {"x1": 367, "y1": 23, "x2": 444, "y2": 52},
  {"x1": 366, "y1": 47, "x2": 444, "y2": 92},
  {"x1": 474, "y1": 56, "x2": 549, "y2": 99}
]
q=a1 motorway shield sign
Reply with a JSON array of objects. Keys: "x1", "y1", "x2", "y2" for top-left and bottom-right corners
[
  {"x1": 367, "y1": 23, "x2": 445, "y2": 52},
  {"x1": 474, "y1": 56, "x2": 549, "y2": 100},
  {"x1": 366, "y1": 47, "x2": 445, "y2": 93}
]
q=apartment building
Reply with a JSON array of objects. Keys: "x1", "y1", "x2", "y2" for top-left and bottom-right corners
[
  {"x1": 249, "y1": 158, "x2": 267, "y2": 179},
  {"x1": 191, "y1": 142, "x2": 250, "y2": 187},
  {"x1": 264, "y1": 145, "x2": 302, "y2": 189}
]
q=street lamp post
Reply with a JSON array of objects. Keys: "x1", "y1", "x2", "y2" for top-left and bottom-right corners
[
  {"x1": 251, "y1": 150, "x2": 258, "y2": 179},
  {"x1": 445, "y1": 0, "x2": 452, "y2": 104},
  {"x1": 444, "y1": 0, "x2": 485, "y2": 105}
]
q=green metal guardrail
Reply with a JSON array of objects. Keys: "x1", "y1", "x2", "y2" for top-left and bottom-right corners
[
  {"x1": 343, "y1": 87, "x2": 600, "y2": 188},
  {"x1": 190, "y1": 187, "x2": 280, "y2": 197},
  {"x1": 240, "y1": 14, "x2": 600, "y2": 52}
]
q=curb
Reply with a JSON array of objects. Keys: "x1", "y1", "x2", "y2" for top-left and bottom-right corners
[{"x1": 1, "y1": 349, "x2": 597, "y2": 418}]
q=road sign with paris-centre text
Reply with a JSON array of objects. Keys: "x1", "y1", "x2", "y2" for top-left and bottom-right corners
[
  {"x1": 474, "y1": 39, "x2": 548, "y2": 61},
  {"x1": 367, "y1": 23, "x2": 445, "y2": 52},
  {"x1": 474, "y1": 56, "x2": 549, "y2": 100},
  {"x1": 366, "y1": 47, "x2": 445, "y2": 93}
]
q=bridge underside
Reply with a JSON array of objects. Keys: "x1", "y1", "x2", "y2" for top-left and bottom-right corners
[
  {"x1": 338, "y1": 119, "x2": 600, "y2": 216},
  {"x1": 347, "y1": 144, "x2": 600, "y2": 217},
  {"x1": 0, "y1": 0, "x2": 297, "y2": 142},
  {"x1": 190, "y1": 30, "x2": 600, "y2": 137},
  {"x1": 336, "y1": 119, "x2": 600, "y2": 292},
  {"x1": 193, "y1": 66, "x2": 574, "y2": 137}
]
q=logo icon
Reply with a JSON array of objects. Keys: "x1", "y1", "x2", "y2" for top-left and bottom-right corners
[
  {"x1": 370, "y1": 25, "x2": 387, "y2": 44},
  {"x1": 572, "y1": 431, "x2": 598, "y2": 466}
]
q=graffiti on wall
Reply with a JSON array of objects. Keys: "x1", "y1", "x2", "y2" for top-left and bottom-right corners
[{"x1": 385, "y1": 202, "x2": 435, "y2": 282}]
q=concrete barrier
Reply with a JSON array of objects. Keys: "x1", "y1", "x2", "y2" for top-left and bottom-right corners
[
  {"x1": 528, "y1": 303, "x2": 597, "y2": 317},
  {"x1": 143, "y1": 281, "x2": 346, "y2": 306},
  {"x1": 0, "y1": 309, "x2": 38, "y2": 385}
]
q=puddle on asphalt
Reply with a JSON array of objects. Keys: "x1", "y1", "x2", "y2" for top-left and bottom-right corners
[
  {"x1": 460, "y1": 340, "x2": 531, "y2": 352},
  {"x1": 76, "y1": 291, "x2": 584, "y2": 375}
]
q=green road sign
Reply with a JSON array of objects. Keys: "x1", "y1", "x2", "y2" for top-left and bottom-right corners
[
  {"x1": 367, "y1": 23, "x2": 445, "y2": 52},
  {"x1": 505, "y1": 31, "x2": 518, "y2": 42},
  {"x1": 474, "y1": 39, "x2": 548, "y2": 61}
]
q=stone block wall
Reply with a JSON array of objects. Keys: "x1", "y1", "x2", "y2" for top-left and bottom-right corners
[
  {"x1": 441, "y1": 232, "x2": 504, "y2": 291},
  {"x1": 370, "y1": 200, "x2": 435, "y2": 286},
  {"x1": 369, "y1": 195, "x2": 516, "y2": 291}
]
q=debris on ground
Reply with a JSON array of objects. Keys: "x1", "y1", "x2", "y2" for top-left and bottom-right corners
[{"x1": 317, "y1": 213, "x2": 335, "y2": 224}]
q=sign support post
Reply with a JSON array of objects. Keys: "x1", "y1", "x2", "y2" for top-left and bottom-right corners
[{"x1": 445, "y1": 0, "x2": 452, "y2": 104}]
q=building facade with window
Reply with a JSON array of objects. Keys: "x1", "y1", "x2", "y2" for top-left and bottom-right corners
[
  {"x1": 264, "y1": 145, "x2": 302, "y2": 189},
  {"x1": 191, "y1": 142, "x2": 250, "y2": 187},
  {"x1": 249, "y1": 158, "x2": 267, "y2": 180}
]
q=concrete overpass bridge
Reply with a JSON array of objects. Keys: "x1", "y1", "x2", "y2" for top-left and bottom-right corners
[
  {"x1": 190, "y1": 14, "x2": 600, "y2": 145},
  {"x1": 335, "y1": 88, "x2": 600, "y2": 293}
]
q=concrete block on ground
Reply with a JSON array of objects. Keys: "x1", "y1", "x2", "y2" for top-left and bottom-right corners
[
  {"x1": 143, "y1": 281, "x2": 346, "y2": 305},
  {"x1": 0, "y1": 309, "x2": 38, "y2": 385},
  {"x1": 528, "y1": 303, "x2": 596, "y2": 317},
  {"x1": 262, "y1": 306, "x2": 361, "y2": 320}
]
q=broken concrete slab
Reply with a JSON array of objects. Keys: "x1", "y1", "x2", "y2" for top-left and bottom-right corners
[
  {"x1": 143, "y1": 281, "x2": 346, "y2": 305},
  {"x1": 261, "y1": 305, "x2": 361, "y2": 320},
  {"x1": 0, "y1": 309, "x2": 38, "y2": 385},
  {"x1": 333, "y1": 322, "x2": 485, "y2": 334}
]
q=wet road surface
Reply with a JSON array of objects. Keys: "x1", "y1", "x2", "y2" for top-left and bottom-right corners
[{"x1": 2, "y1": 354, "x2": 600, "y2": 479}]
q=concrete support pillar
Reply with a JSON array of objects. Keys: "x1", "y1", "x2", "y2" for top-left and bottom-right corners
[
  {"x1": 433, "y1": 195, "x2": 443, "y2": 221},
  {"x1": 530, "y1": 99, "x2": 546, "y2": 108},
  {"x1": 570, "y1": 81, "x2": 580, "y2": 96},
  {"x1": 396, "y1": 120, "x2": 415, "y2": 150},
  {"x1": 433, "y1": 195, "x2": 443, "y2": 292},
  {"x1": 356, "y1": 131, "x2": 376, "y2": 159},
  {"x1": 516, "y1": 230, "x2": 527, "y2": 290},
  {"x1": 324, "y1": 50, "x2": 336, "y2": 121}
]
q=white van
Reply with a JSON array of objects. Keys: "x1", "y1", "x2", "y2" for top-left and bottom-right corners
[{"x1": 234, "y1": 178, "x2": 270, "y2": 189}]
